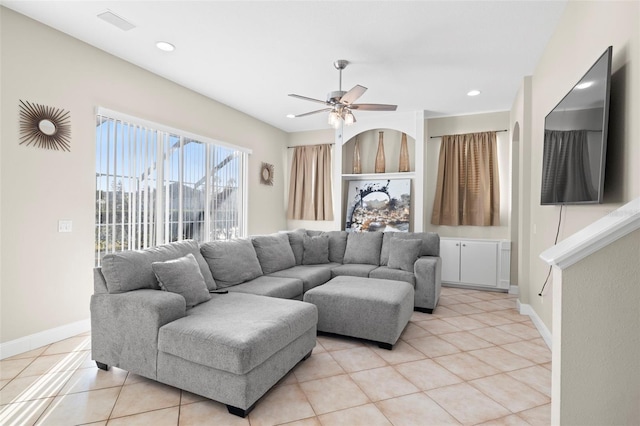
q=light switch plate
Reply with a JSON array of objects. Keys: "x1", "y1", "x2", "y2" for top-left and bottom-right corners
[{"x1": 58, "y1": 220, "x2": 72, "y2": 233}]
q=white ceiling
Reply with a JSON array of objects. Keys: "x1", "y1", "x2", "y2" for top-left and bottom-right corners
[{"x1": 2, "y1": 0, "x2": 567, "y2": 133}]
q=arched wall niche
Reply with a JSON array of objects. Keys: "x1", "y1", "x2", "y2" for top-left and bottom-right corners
[
  {"x1": 341, "y1": 112, "x2": 420, "y2": 143},
  {"x1": 342, "y1": 128, "x2": 416, "y2": 175},
  {"x1": 332, "y1": 111, "x2": 426, "y2": 231},
  {"x1": 510, "y1": 121, "x2": 522, "y2": 288},
  {"x1": 512, "y1": 121, "x2": 521, "y2": 143}
]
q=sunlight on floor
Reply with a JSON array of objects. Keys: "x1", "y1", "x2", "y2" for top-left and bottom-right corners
[{"x1": 0, "y1": 338, "x2": 91, "y2": 425}]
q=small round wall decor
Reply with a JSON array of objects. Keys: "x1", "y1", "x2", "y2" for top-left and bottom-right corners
[
  {"x1": 19, "y1": 100, "x2": 71, "y2": 151},
  {"x1": 260, "y1": 162, "x2": 274, "y2": 186}
]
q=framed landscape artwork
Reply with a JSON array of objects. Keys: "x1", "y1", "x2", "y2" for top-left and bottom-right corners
[{"x1": 345, "y1": 179, "x2": 411, "y2": 232}]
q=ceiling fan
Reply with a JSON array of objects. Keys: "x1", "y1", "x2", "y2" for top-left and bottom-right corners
[{"x1": 288, "y1": 59, "x2": 397, "y2": 128}]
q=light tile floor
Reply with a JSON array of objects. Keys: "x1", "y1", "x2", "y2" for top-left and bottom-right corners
[{"x1": 0, "y1": 286, "x2": 551, "y2": 425}]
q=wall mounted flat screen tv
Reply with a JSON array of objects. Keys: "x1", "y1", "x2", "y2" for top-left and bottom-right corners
[{"x1": 541, "y1": 46, "x2": 612, "y2": 205}]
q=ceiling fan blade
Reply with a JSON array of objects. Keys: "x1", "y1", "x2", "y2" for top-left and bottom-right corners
[
  {"x1": 293, "y1": 108, "x2": 332, "y2": 118},
  {"x1": 288, "y1": 94, "x2": 328, "y2": 105},
  {"x1": 350, "y1": 103, "x2": 398, "y2": 111},
  {"x1": 340, "y1": 85, "x2": 367, "y2": 105}
]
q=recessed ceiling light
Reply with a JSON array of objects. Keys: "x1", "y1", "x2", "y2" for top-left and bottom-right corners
[
  {"x1": 576, "y1": 81, "x2": 594, "y2": 89},
  {"x1": 286, "y1": 114, "x2": 296, "y2": 118},
  {"x1": 467, "y1": 90, "x2": 481, "y2": 97},
  {"x1": 156, "y1": 41, "x2": 175, "y2": 52}
]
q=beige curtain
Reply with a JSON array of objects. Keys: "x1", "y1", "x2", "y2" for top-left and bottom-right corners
[
  {"x1": 431, "y1": 132, "x2": 500, "y2": 226},
  {"x1": 287, "y1": 144, "x2": 334, "y2": 220}
]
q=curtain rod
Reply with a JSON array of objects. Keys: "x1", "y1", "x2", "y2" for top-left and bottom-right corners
[
  {"x1": 429, "y1": 129, "x2": 508, "y2": 139},
  {"x1": 287, "y1": 143, "x2": 335, "y2": 149}
]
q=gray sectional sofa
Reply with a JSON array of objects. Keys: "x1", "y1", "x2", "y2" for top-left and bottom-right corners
[
  {"x1": 206, "y1": 229, "x2": 442, "y2": 312},
  {"x1": 90, "y1": 229, "x2": 441, "y2": 417}
]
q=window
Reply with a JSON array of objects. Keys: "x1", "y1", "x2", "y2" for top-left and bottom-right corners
[
  {"x1": 95, "y1": 108, "x2": 249, "y2": 266},
  {"x1": 431, "y1": 131, "x2": 500, "y2": 226}
]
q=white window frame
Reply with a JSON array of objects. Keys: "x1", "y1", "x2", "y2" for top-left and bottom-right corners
[{"x1": 95, "y1": 107, "x2": 250, "y2": 265}]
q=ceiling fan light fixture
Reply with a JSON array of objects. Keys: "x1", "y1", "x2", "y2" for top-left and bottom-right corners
[
  {"x1": 288, "y1": 59, "x2": 397, "y2": 128},
  {"x1": 328, "y1": 110, "x2": 341, "y2": 128},
  {"x1": 344, "y1": 110, "x2": 356, "y2": 125}
]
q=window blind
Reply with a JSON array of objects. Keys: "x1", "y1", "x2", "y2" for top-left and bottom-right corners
[{"x1": 95, "y1": 109, "x2": 249, "y2": 266}]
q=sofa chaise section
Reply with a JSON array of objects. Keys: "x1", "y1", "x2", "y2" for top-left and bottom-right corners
[
  {"x1": 157, "y1": 292, "x2": 317, "y2": 415},
  {"x1": 91, "y1": 239, "x2": 318, "y2": 417}
]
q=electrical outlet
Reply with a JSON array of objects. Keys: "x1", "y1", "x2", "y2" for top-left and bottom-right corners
[{"x1": 58, "y1": 220, "x2": 72, "y2": 233}]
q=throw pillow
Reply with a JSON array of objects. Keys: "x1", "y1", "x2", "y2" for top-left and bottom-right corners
[
  {"x1": 325, "y1": 231, "x2": 348, "y2": 263},
  {"x1": 343, "y1": 232, "x2": 383, "y2": 265},
  {"x1": 387, "y1": 238, "x2": 422, "y2": 272},
  {"x1": 302, "y1": 235, "x2": 330, "y2": 265},
  {"x1": 393, "y1": 232, "x2": 441, "y2": 257},
  {"x1": 152, "y1": 253, "x2": 211, "y2": 308},
  {"x1": 252, "y1": 233, "x2": 297, "y2": 274},
  {"x1": 282, "y1": 229, "x2": 306, "y2": 265},
  {"x1": 379, "y1": 232, "x2": 395, "y2": 266},
  {"x1": 200, "y1": 239, "x2": 263, "y2": 288},
  {"x1": 101, "y1": 239, "x2": 216, "y2": 293}
]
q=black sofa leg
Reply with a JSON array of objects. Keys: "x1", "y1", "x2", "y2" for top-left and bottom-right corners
[
  {"x1": 227, "y1": 404, "x2": 254, "y2": 418},
  {"x1": 96, "y1": 362, "x2": 109, "y2": 371},
  {"x1": 378, "y1": 342, "x2": 393, "y2": 350},
  {"x1": 414, "y1": 307, "x2": 434, "y2": 314},
  {"x1": 302, "y1": 350, "x2": 312, "y2": 361}
]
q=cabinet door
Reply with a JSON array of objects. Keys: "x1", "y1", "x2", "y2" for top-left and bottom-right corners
[
  {"x1": 440, "y1": 240, "x2": 461, "y2": 282},
  {"x1": 460, "y1": 241, "x2": 498, "y2": 287}
]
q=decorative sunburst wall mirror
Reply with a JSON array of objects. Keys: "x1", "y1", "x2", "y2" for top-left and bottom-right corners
[
  {"x1": 260, "y1": 162, "x2": 274, "y2": 186},
  {"x1": 19, "y1": 100, "x2": 71, "y2": 151}
]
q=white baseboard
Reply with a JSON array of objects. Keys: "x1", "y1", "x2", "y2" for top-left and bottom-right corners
[
  {"x1": 0, "y1": 318, "x2": 91, "y2": 360},
  {"x1": 509, "y1": 285, "x2": 519, "y2": 295},
  {"x1": 517, "y1": 300, "x2": 552, "y2": 350}
]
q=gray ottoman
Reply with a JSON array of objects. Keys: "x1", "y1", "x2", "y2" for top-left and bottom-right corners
[{"x1": 303, "y1": 276, "x2": 414, "y2": 349}]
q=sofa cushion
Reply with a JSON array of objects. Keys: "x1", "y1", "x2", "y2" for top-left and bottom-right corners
[
  {"x1": 302, "y1": 235, "x2": 330, "y2": 265},
  {"x1": 394, "y1": 232, "x2": 440, "y2": 257},
  {"x1": 369, "y1": 266, "x2": 416, "y2": 286},
  {"x1": 380, "y1": 232, "x2": 441, "y2": 265},
  {"x1": 251, "y1": 233, "x2": 296, "y2": 274},
  {"x1": 343, "y1": 232, "x2": 383, "y2": 265},
  {"x1": 152, "y1": 253, "x2": 212, "y2": 308},
  {"x1": 281, "y1": 229, "x2": 306, "y2": 265},
  {"x1": 269, "y1": 264, "x2": 336, "y2": 293},
  {"x1": 331, "y1": 263, "x2": 378, "y2": 278},
  {"x1": 101, "y1": 239, "x2": 216, "y2": 293},
  {"x1": 226, "y1": 276, "x2": 303, "y2": 300},
  {"x1": 158, "y1": 292, "x2": 317, "y2": 375},
  {"x1": 325, "y1": 231, "x2": 348, "y2": 263},
  {"x1": 200, "y1": 239, "x2": 263, "y2": 288},
  {"x1": 388, "y1": 238, "x2": 422, "y2": 272},
  {"x1": 379, "y1": 232, "x2": 395, "y2": 266}
]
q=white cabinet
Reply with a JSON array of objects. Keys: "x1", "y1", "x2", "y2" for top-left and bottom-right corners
[{"x1": 440, "y1": 238, "x2": 511, "y2": 290}]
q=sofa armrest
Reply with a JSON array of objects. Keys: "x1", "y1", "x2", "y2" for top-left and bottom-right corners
[
  {"x1": 414, "y1": 256, "x2": 442, "y2": 313},
  {"x1": 90, "y1": 289, "x2": 186, "y2": 379}
]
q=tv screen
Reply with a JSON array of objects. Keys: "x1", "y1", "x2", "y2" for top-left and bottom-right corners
[{"x1": 541, "y1": 46, "x2": 612, "y2": 205}]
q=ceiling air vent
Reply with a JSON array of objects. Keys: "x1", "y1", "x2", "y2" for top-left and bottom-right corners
[{"x1": 97, "y1": 10, "x2": 136, "y2": 31}]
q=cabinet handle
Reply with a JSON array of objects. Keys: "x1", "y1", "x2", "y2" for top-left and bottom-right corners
[
  {"x1": 456, "y1": 243, "x2": 459, "y2": 246},
  {"x1": 462, "y1": 244, "x2": 466, "y2": 247}
]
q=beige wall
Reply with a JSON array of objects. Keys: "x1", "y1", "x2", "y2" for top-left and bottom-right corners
[
  {"x1": 523, "y1": 0, "x2": 640, "y2": 332},
  {"x1": 510, "y1": 77, "x2": 533, "y2": 301},
  {"x1": 0, "y1": 8, "x2": 287, "y2": 344},
  {"x1": 553, "y1": 229, "x2": 640, "y2": 424}
]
